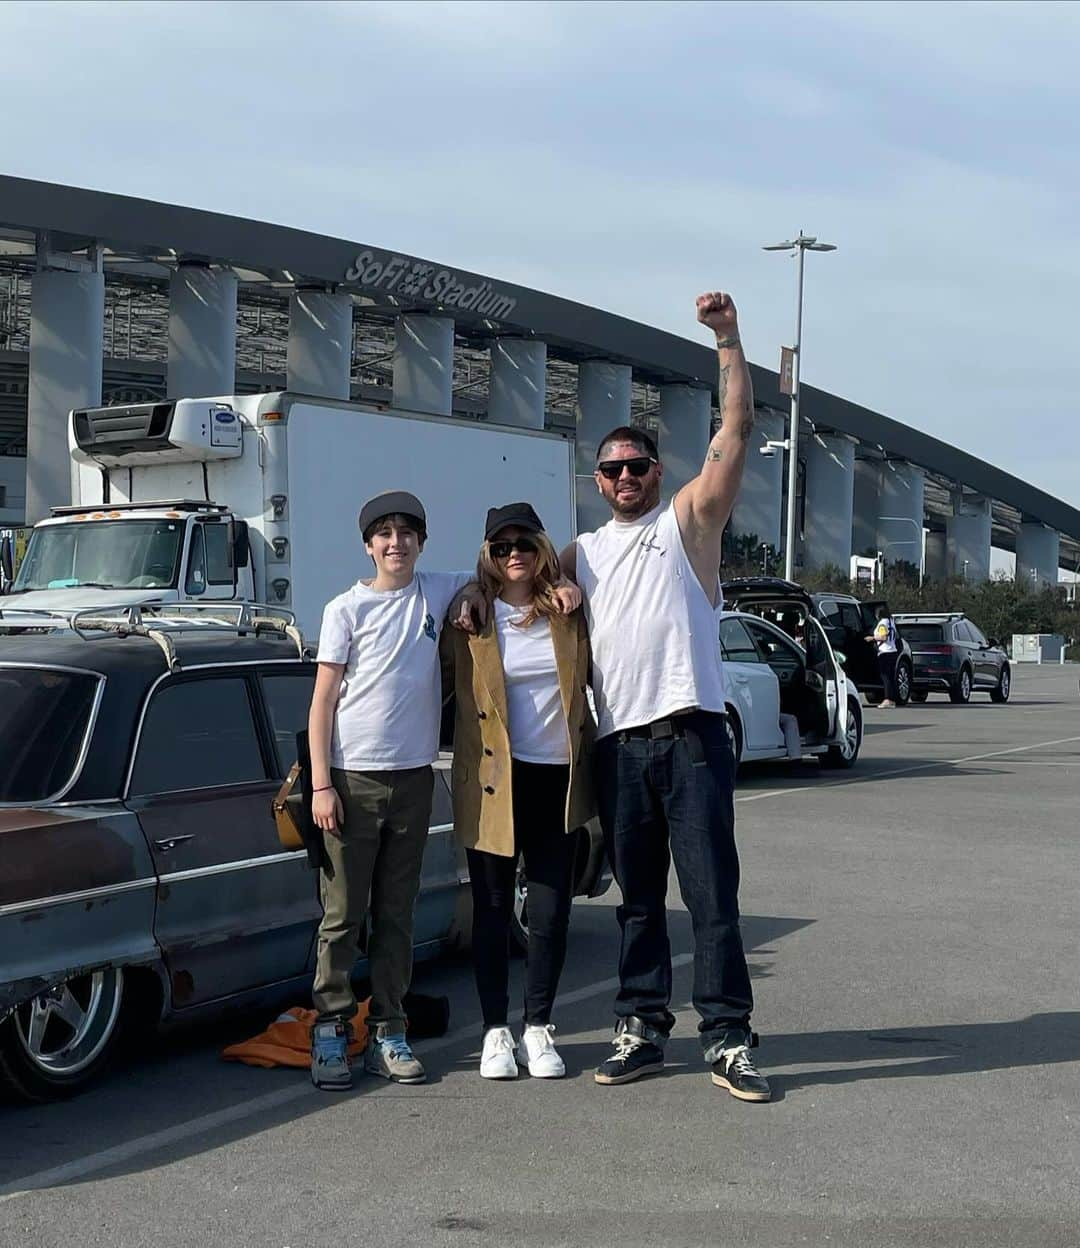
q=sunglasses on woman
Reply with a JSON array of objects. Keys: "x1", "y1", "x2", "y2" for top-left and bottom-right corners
[
  {"x1": 489, "y1": 536, "x2": 539, "y2": 559},
  {"x1": 596, "y1": 456, "x2": 658, "y2": 481}
]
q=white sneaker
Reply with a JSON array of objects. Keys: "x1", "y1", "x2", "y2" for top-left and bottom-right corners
[
  {"x1": 517, "y1": 1023, "x2": 566, "y2": 1078},
  {"x1": 479, "y1": 1026, "x2": 518, "y2": 1079}
]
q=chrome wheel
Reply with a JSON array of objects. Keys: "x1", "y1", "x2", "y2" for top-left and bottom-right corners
[
  {"x1": 840, "y1": 703, "x2": 860, "y2": 760},
  {"x1": 895, "y1": 661, "x2": 911, "y2": 704},
  {"x1": 13, "y1": 969, "x2": 124, "y2": 1077},
  {"x1": 1001, "y1": 668, "x2": 1010, "y2": 699},
  {"x1": 512, "y1": 858, "x2": 529, "y2": 953}
]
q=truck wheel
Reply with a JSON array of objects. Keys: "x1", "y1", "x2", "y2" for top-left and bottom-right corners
[
  {"x1": 822, "y1": 698, "x2": 862, "y2": 769},
  {"x1": 990, "y1": 666, "x2": 1011, "y2": 703},
  {"x1": 0, "y1": 968, "x2": 126, "y2": 1104},
  {"x1": 894, "y1": 660, "x2": 912, "y2": 706},
  {"x1": 949, "y1": 668, "x2": 972, "y2": 704}
]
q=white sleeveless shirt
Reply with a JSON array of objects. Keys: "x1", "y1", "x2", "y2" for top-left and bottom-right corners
[{"x1": 576, "y1": 501, "x2": 727, "y2": 739}]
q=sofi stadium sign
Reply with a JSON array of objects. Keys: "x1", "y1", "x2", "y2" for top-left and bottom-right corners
[{"x1": 343, "y1": 249, "x2": 518, "y2": 320}]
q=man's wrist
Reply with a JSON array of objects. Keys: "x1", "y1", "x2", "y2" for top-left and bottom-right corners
[{"x1": 715, "y1": 333, "x2": 741, "y2": 350}]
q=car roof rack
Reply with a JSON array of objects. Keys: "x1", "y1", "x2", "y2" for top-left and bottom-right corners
[
  {"x1": 0, "y1": 601, "x2": 306, "y2": 671},
  {"x1": 49, "y1": 500, "x2": 227, "y2": 517},
  {"x1": 894, "y1": 612, "x2": 965, "y2": 622}
]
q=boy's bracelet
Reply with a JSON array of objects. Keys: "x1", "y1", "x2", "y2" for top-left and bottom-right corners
[{"x1": 313, "y1": 785, "x2": 335, "y2": 793}]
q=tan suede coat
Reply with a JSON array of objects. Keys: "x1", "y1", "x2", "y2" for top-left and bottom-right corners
[{"x1": 442, "y1": 609, "x2": 595, "y2": 857}]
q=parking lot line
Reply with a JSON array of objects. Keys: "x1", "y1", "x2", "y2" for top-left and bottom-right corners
[
  {"x1": 0, "y1": 955, "x2": 693, "y2": 1205},
  {"x1": 735, "y1": 734, "x2": 1080, "y2": 805}
]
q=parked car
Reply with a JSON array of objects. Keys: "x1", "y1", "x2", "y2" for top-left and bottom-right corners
[
  {"x1": 723, "y1": 578, "x2": 914, "y2": 706},
  {"x1": 718, "y1": 607, "x2": 863, "y2": 771},
  {"x1": 0, "y1": 608, "x2": 608, "y2": 1103},
  {"x1": 893, "y1": 613, "x2": 1011, "y2": 703}
]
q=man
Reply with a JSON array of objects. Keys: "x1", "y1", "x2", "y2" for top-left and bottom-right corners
[{"x1": 562, "y1": 290, "x2": 770, "y2": 1102}]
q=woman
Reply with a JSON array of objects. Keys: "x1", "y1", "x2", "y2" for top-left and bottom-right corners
[
  {"x1": 867, "y1": 603, "x2": 899, "y2": 708},
  {"x1": 443, "y1": 502, "x2": 594, "y2": 1080}
]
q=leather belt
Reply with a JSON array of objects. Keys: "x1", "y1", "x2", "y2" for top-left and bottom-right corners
[{"x1": 616, "y1": 711, "x2": 725, "y2": 744}]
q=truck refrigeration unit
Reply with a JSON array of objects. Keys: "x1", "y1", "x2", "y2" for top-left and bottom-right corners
[{"x1": 0, "y1": 395, "x2": 577, "y2": 638}]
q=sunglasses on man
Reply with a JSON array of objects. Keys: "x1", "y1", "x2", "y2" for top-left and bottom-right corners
[
  {"x1": 596, "y1": 456, "x2": 658, "y2": 481},
  {"x1": 489, "y1": 536, "x2": 539, "y2": 559}
]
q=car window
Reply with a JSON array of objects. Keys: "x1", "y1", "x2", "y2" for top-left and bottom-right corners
[
  {"x1": 0, "y1": 667, "x2": 101, "y2": 802},
  {"x1": 719, "y1": 617, "x2": 762, "y2": 664},
  {"x1": 743, "y1": 620, "x2": 803, "y2": 675},
  {"x1": 838, "y1": 603, "x2": 863, "y2": 632},
  {"x1": 967, "y1": 622, "x2": 988, "y2": 646},
  {"x1": 954, "y1": 621, "x2": 975, "y2": 644},
  {"x1": 815, "y1": 599, "x2": 842, "y2": 626},
  {"x1": 203, "y1": 524, "x2": 234, "y2": 586},
  {"x1": 261, "y1": 670, "x2": 316, "y2": 776},
  {"x1": 898, "y1": 624, "x2": 945, "y2": 645},
  {"x1": 130, "y1": 676, "x2": 267, "y2": 795}
]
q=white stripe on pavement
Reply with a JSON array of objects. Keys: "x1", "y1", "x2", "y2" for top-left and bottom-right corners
[{"x1": 0, "y1": 955, "x2": 693, "y2": 1205}]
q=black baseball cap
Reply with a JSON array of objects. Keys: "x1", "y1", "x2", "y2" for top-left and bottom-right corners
[
  {"x1": 358, "y1": 490, "x2": 427, "y2": 541},
  {"x1": 484, "y1": 502, "x2": 544, "y2": 541}
]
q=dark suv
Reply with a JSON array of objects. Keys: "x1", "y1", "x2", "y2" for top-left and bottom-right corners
[
  {"x1": 722, "y1": 579, "x2": 914, "y2": 706},
  {"x1": 893, "y1": 613, "x2": 1011, "y2": 704}
]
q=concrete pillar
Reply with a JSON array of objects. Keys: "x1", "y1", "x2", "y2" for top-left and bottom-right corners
[
  {"x1": 26, "y1": 257, "x2": 104, "y2": 524},
  {"x1": 393, "y1": 314, "x2": 454, "y2": 416},
  {"x1": 947, "y1": 491, "x2": 992, "y2": 581},
  {"x1": 925, "y1": 530, "x2": 948, "y2": 581},
  {"x1": 658, "y1": 384, "x2": 711, "y2": 505},
  {"x1": 877, "y1": 461, "x2": 925, "y2": 574},
  {"x1": 852, "y1": 458, "x2": 881, "y2": 559},
  {"x1": 286, "y1": 289, "x2": 352, "y2": 400},
  {"x1": 167, "y1": 262, "x2": 237, "y2": 398},
  {"x1": 803, "y1": 433, "x2": 855, "y2": 572},
  {"x1": 488, "y1": 338, "x2": 546, "y2": 429},
  {"x1": 576, "y1": 361, "x2": 632, "y2": 535},
  {"x1": 1015, "y1": 522, "x2": 1060, "y2": 588},
  {"x1": 730, "y1": 407, "x2": 784, "y2": 553}
]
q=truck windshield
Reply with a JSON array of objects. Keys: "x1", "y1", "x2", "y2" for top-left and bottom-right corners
[
  {"x1": 12, "y1": 520, "x2": 183, "y2": 592},
  {"x1": 0, "y1": 667, "x2": 101, "y2": 802}
]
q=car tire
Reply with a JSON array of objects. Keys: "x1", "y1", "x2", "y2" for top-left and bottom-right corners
[
  {"x1": 822, "y1": 697, "x2": 862, "y2": 769},
  {"x1": 894, "y1": 659, "x2": 913, "y2": 706},
  {"x1": 0, "y1": 967, "x2": 126, "y2": 1104},
  {"x1": 949, "y1": 667, "x2": 973, "y2": 704},
  {"x1": 724, "y1": 707, "x2": 743, "y2": 775},
  {"x1": 910, "y1": 690, "x2": 929, "y2": 703},
  {"x1": 990, "y1": 665, "x2": 1011, "y2": 703}
]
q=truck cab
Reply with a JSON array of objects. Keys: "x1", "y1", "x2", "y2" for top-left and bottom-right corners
[{"x1": 1, "y1": 501, "x2": 253, "y2": 620}]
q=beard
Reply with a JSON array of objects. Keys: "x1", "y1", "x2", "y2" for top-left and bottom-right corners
[{"x1": 609, "y1": 481, "x2": 661, "y2": 520}]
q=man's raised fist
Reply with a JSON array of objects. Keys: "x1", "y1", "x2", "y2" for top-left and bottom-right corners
[{"x1": 696, "y1": 291, "x2": 739, "y2": 338}]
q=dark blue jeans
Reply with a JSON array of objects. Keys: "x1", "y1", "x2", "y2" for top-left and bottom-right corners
[{"x1": 594, "y1": 709, "x2": 753, "y2": 1051}]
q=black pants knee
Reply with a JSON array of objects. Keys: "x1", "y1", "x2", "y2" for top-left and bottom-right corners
[
  {"x1": 466, "y1": 760, "x2": 575, "y2": 1029},
  {"x1": 878, "y1": 651, "x2": 898, "y2": 700}
]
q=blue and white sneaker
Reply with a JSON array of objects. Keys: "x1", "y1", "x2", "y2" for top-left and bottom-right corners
[
  {"x1": 311, "y1": 1020, "x2": 351, "y2": 1090},
  {"x1": 364, "y1": 1027, "x2": 426, "y2": 1084}
]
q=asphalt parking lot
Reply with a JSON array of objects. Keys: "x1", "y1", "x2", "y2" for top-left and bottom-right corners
[{"x1": 2, "y1": 664, "x2": 1078, "y2": 1248}]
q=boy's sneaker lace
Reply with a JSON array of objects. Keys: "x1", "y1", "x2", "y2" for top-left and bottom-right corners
[
  {"x1": 480, "y1": 1026, "x2": 518, "y2": 1080},
  {"x1": 710, "y1": 1044, "x2": 771, "y2": 1102},
  {"x1": 364, "y1": 1028, "x2": 426, "y2": 1084},
  {"x1": 310, "y1": 1020, "x2": 351, "y2": 1090},
  {"x1": 517, "y1": 1024, "x2": 565, "y2": 1078},
  {"x1": 593, "y1": 1017, "x2": 665, "y2": 1085}
]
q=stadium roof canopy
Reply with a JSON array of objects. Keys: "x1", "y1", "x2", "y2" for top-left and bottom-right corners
[{"x1": 1, "y1": 172, "x2": 1078, "y2": 549}]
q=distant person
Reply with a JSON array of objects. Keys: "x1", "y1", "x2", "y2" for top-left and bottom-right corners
[
  {"x1": 443, "y1": 503, "x2": 594, "y2": 1081},
  {"x1": 867, "y1": 604, "x2": 899, "y2": 707},
  {"x1": 560, "y1": 289, "x2": 770, "y2": 1103}
]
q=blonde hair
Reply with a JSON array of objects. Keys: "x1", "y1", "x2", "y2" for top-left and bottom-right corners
[{"x1": 476, "y1": 530, "x2": 563, "y2": 629}]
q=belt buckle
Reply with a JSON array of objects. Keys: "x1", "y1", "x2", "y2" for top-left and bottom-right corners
[{"x1": 650, "y1": 719, "x2": 675, "y2": 739}]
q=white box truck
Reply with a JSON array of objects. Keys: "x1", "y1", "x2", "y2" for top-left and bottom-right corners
[{"x1": 0, "y1": 394, "x2": 577, "y2": 639}]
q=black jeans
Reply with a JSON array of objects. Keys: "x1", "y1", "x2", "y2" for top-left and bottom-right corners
[
  {"x1": 466, "y1": 760, "x2": 576, "y2": 1029},
  {"x1": 878, "y1": 651, "x2": 898, "y2": 700},
  {"x1": 594, "y1": 709, "x2": 753, "y2": 1052}
]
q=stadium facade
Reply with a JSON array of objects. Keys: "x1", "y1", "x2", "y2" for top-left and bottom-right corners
[{"x1": 1, "y1": 172, "x2": 1077, "y2": 585}]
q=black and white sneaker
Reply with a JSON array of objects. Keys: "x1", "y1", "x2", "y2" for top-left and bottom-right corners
[
  {"x1": 710, "y1": 1044, "x2": 771, "y2": 1102},
  {"x1": 594, "y1": 1017, "x2": 666, "y2": 1085}
]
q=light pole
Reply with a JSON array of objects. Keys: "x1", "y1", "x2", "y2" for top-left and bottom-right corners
[{"x1": 764, "y1": 232, "x2": 836, "y2": 582}]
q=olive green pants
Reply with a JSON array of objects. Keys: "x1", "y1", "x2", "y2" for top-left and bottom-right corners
[{"x1": 312, "y1": 765, "x2": 434, "y2": 1030}]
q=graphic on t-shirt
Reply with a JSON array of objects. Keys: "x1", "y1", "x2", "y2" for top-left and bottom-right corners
[
  {"x1": 639, "y1": 536, "x2": 666, "y2": 557},
  {"x1": 423, "y1": 612, "x2": 437, "y2": 642}
]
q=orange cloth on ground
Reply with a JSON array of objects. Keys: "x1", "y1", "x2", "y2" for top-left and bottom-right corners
[{"x1": 221, "y1": 1003, "x2": 370, "y2": 1069}]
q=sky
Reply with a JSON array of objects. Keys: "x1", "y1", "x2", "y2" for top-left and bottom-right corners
[{"x1": 2, "y1": 0, "x2": 1078, "y2": 538}]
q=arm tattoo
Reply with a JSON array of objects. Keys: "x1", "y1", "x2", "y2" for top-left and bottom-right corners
[
  {"x1": 716, "y1": 362, "x2": 731, "y2": 411},
  {"x1": 739, "y1": 402, "x2": 755, "y2": 443},
  {"x1": 707, "y1": 447, "x2": 725, "y2": 461}
]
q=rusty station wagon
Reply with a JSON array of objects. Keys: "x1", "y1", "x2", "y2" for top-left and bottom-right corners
[{"x1": 0, "y1": 609, "x2": 607, "y2": 1102}]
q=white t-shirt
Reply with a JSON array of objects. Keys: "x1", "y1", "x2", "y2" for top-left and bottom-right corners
[
  {"x1": 576, "y1": 500, "x2": 728, "y2": 739},
  {"x1": 874, "y1": 617, "x2": 898, "y2": 654},
  {"x1": 317, "y1": 570, "x2": 470, "y2": 771},
  {"x1": 494, "y1": 598, "x2": 570, "y2": 765}
]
